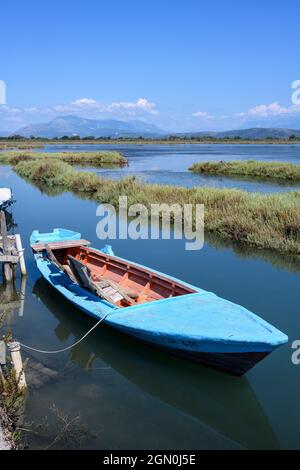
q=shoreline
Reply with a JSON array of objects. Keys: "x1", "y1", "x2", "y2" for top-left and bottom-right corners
[
  {"x1": 9, "y1": 157, "x2": 300, "y2": 256},
  {"x1": 1, "y1": 140, "x2": 300, "y2": 148}
]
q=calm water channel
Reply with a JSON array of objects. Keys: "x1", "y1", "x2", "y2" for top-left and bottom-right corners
[
  {"x1": 45, "y1": 143, "x2": 300, "y2": 192},
  {"x1": 0, "y1": 144, "x2": 300, "y2": 449}
]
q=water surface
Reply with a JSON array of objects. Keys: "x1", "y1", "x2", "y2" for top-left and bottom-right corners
[
  {"x1": 42, "y1": 143, "x2": 300, "y2": 193},
  {"x1": 1, "y1": 164, "x2": 300, "y2": 449}
]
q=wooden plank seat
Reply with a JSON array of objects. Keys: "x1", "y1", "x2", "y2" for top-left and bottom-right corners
[{"x1": 31, "y1": 239, "x2": 90, "y2": 252}]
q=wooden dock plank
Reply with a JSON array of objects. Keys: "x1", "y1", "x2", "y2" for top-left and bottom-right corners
[{"x1": 0, "y1": 255, "x2": 19, "y2": 263}]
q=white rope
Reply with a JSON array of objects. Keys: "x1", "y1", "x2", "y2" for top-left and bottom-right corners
[{"x1": 19, "y1": 313, "x2": 110, "y2": 354}]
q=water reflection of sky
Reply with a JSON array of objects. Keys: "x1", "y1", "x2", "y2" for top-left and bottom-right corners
[{"x1": 44, "y1": 143, "x2": 300, "y2": 193}]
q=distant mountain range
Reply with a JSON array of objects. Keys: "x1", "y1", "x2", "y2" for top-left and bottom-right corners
[
  {"x1": 14, "y1": 115, "x2": 165, "y2": 138},
  {"x1": 12, "y1": 115, "x2": 300, "y2": 139}
]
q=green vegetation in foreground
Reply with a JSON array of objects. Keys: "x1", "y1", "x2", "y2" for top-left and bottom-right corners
[
  {"x1": 0, "y1": 150, "x2": 128, "y2": 167},
  {"x1": 12, "y1": 158, "x2": 300, "y2": 255},
  {"x1": 190, "y1": 160, "x2": 300, "y2": 182}
]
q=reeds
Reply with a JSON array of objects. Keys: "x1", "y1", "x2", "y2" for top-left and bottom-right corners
[
  {"x1": 13, "y1": 158, "x2": 300, "y2": 255},
  {"x1": 190, "y1": 160, "x2": 300, "y2": 181},
  {"x1": 0, "y1": 150, "x2": 128, "y2": 167}
]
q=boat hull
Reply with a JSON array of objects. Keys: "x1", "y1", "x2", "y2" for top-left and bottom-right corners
[
  {"x1": 144, "y1": 343, "x2": 270, "y2": 376},
  {"x1": 40, "y1": 269, "x2": 271, "y2": 375},
  {"x1": 108, "y1": 322, "x2": 272, "y2": 376},
  {"x1": 30, "y1": 228, "x2": 288, "y2": 376}
]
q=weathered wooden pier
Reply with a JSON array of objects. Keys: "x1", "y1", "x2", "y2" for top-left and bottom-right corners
[{"x1": 0, "y1": 210, "x2": 26, "y2": 282}]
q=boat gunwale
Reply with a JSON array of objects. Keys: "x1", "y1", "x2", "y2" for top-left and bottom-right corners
[
  {"x1": 80, "y1": 245, "x2": 201, "y2": 294},
  {"x1": 34, "y1": 253, "x2": 288, "y2": 349}
]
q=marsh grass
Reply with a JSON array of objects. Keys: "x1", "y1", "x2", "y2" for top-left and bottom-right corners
[
  {"x1": 0, "y1": 150, "x2": 128, "y2": 167},
  {"x1": 0, "y1": 354, "x2": 26, "y2": 449},
  {"x1": 0, "y1": 142, "x2": 44, "y2": 150},
  {"x1": 190, "y1": 160, "x2": 300, "y2": 182},
  {"x1": 14, "y1": 158, "x2": 300, "y2": 255}
]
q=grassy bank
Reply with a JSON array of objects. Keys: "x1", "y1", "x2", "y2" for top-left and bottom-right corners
[
  {"x1": 190, "y1": 160, "x2": 300, "y2": 182},
  {"x1": 12, "y1": 158, "x2": 300, "y2": 255},
  {"x1": 0, "y1": 150, "x2": 128, "y2": 167}
]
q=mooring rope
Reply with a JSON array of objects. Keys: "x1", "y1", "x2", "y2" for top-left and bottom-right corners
[{"x1": 19, "y1": 312, "x2": 110, "y2": 354}]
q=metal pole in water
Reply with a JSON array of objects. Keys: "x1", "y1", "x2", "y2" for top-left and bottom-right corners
[{"x1": 15, "y1": 234, "x2": 26, "y2": 276}]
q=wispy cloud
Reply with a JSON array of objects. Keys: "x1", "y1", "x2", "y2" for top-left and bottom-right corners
[
  {"x1": 191, "y1": 101, "x2": 300, "y2": 130},
  {"x1": 53, "y1": 97, "x2": 158, "y2": 115},
  {"x1": 241, "y1": 102, "x2": 300, "y2": 118},
  {"x1": 2, "y1": 96, "x2": 300, "y2": 134},
  {"x1": 108, "y1": 98, "x2": 158, "y2": 114},
  {"x1": 192, "y1": 111, "x2": 213, "y2": 119}
]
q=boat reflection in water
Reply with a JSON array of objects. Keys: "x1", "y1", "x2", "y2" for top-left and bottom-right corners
[{"x1": 33, "y1": 277, "x2": 279, "y2": 450}]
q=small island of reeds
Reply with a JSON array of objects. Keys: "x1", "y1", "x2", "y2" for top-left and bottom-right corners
[
  {"x1": 189, "y1": 160, "x2": 300, "y2": 182},
  {"x1": 0, "y1": 150, "x2": 128, "y2": 168}
]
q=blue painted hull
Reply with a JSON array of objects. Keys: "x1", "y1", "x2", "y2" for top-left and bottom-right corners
[{"x1": 30, "y1": 229, "x2": 288, "y2": 376}]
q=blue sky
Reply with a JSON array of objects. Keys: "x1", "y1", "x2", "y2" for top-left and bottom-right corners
[{"x1": 0, "y1": 0, "x2": 300, "y2": 133}]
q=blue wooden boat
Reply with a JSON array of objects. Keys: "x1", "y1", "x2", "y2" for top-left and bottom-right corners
[{"x1": 30, "y1": 228, "x2": 288, "y2": 376}]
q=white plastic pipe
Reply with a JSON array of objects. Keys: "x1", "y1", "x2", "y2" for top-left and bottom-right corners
[
  {"x1": 18, "y1": 275, "x2": 26, "y2": 317},
  {"x1": 7, "y1": 341, "x2": 27, "y2": 389},
  {"x1": 15, "y1": 234, "x2": 26, "y2": 276}
]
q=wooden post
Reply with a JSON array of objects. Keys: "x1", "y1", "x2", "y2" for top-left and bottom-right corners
[
  {"x1": 0, "y1": 210, "x2": 12, "y2": 282},
  {"x1": 15, "y1": 234, "x2": 26, "y2": 276},
  {"x1": 7, "y1": 341, "x2": 27, "y2": 390}
]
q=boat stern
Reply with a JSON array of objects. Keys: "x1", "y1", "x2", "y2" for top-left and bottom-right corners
[{"x1": 30, "y1": 228, "x2": 82, "y2": 246}]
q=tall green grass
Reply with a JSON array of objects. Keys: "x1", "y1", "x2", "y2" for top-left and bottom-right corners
[
  {"x1": 190, "y1": 160, "x2": 300, "y2": 181},
  {"x1": 0, "y1": 150, "x2": 128, "y2": 167},
  {"x1": 13, "y1": 158, "x2": 300, "y2": 255}
]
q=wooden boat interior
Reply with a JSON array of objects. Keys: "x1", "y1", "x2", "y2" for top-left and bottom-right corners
[{"x1": 36, "y1": 242, "x2": 197, "y2": 308}]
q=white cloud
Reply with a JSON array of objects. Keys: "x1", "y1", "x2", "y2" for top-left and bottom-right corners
[
  {"x1": 192, "y1": 111, "x2": 213, "y2": 119},
  {"x1": 108, "y1": 98, "x2": 158, "y2": 115},
  {"x1": 71, "y1": 98, "x2": 98, "y2": 108},
  {"x1": 24, "y1": 107, "x2": 40, "y2": 113},
  {"x1": 190, "y1": 101, "x2": 300, "y2": 130},
  {"x1": 0, "y1": 105, "x2": 22, "y2": 113},
  {"x1": 50, "y1": 97, "x2": 158, "y2": 116},
  {"x1": 245, "y1": 102, "x2": 300, "y2": 118},
  {"x1": 0, "y1": 97, "x2": 159, "y2": 133}
]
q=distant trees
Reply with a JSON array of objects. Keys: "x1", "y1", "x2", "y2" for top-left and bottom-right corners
[{"x1": 1, "y1": 134, "x2": 300, "y2": 143}]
